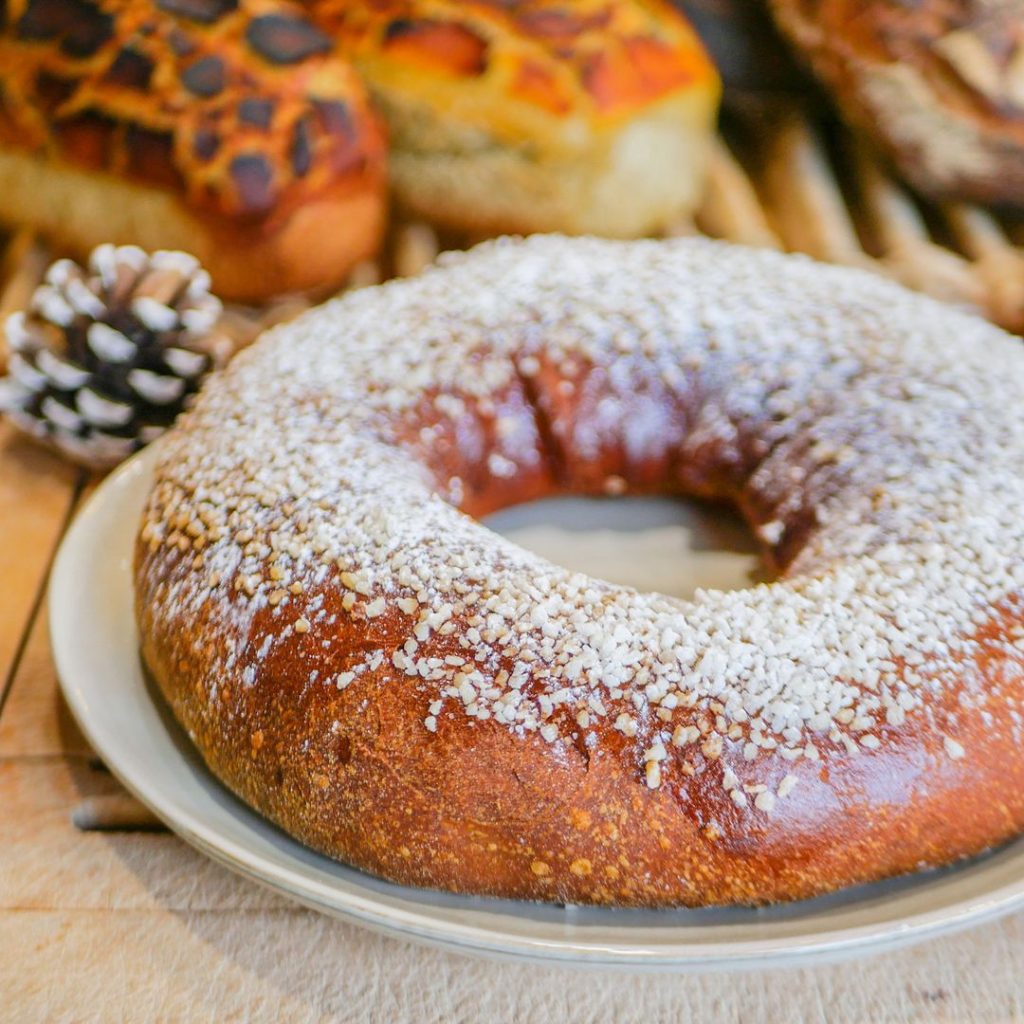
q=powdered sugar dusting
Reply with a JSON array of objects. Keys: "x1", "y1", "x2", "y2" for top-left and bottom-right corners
[{"x1": 138, "y1": 236, "x2": 1024, "y2": 799}]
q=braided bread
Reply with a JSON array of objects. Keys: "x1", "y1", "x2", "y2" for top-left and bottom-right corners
[
  {"x1": 137, "y1": 236, "x2": 1024, "y2": 907},
  {"x1": 768, "y1": 0, "x2": 1024, "y2": 209}
]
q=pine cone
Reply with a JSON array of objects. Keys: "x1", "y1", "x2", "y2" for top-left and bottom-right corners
[{"x1": 0, "y1": 245, "x2": 228, "y2": 469}]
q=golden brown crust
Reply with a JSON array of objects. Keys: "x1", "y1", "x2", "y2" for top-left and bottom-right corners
[
  {"x1": 312, "y1": 0, "x2": 721, "y2": 234},
  {"x1": 768, "y1": 0, "x2": 1024, "y2": 208},
  {"x1": 0, "y1": 145, "x2": 385, "y2": 301},
  {"x1": 0, "y1": 0, "x2": 387, "y2": 299},
  {"x1": 135, "y1": 236, "x2": 1024, "y2": 907},
  {"x1": 138, "y1": 499, "x2": 1024, "y2": 907},
  {"x1": 315, "y1": 0, "x2": 718, "y2": 121},
  {"x1": 138, "y1": 598, "x2": 1024, "y2": 905}
]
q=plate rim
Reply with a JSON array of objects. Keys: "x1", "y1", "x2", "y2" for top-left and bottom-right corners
[{"x1": 49, "y1": 447, "x2": 1024, "y2": 970}]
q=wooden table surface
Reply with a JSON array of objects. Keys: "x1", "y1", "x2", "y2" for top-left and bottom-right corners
[{"x1": 1, "y1": 420, "x2": 1023, "y2": 1024}]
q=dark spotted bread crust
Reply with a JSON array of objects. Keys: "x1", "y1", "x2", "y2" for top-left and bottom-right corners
[
  {"x1": 768, "y1": 0, "x2": 1024, "y2": 208},
  {"x1": 0, "y1": 0, "x2": 719, "y2": 294},
  {"x1": 0, "y1": 0, "x2": 387, "y2": 299}
]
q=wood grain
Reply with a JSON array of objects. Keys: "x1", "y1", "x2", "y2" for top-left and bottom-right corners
[
  {"x1": 0, "y1": 425, "x2": 78, "y2": 689},
  {"x1": 0, "y1": 475, "x2": 100, "y2": 759},
  {"x1": 0, "y1": 760, "x2": 284, "y2": 913},
  {"x1": 0, "y1": 596, "x2": 89, "y2": 758},
  {"x1": 0, "y1": 907, "x2": 1022, "y2": 1023}
]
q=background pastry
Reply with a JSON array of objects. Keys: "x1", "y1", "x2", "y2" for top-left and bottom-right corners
[
  {"x1": 767, "y1": 0, "x2": 1024, "y2": 209},
  {"x1": 315, "y1": 0, "x2": 721, "y2": 236},
  {"x1": 673, "y1": 0, "x2": 809, "y2": 104},
  {"x1": 0, "y1": 0, "x2": 388, "y2": 301}
]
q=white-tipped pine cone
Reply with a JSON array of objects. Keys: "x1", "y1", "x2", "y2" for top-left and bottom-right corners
[{"x1": 0, "y1": 245, "x2": 228, "y2": 469}]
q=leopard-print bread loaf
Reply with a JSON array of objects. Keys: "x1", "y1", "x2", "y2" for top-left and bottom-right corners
[{"x1": 0, "y1": 0, "x2": 387, "y2": 300}]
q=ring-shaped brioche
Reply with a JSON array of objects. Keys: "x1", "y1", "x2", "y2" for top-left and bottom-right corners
[{"x1": 136, "y1": 236, "x2": 1024, "y2": 907}]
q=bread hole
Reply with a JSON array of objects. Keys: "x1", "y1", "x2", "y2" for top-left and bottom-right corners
[
  {"x1": 334, "y1": 734, "x2": 352, "y2": 765},
  {"x1": 485, "y1": 495, "x2": 765, "y2": 601}
]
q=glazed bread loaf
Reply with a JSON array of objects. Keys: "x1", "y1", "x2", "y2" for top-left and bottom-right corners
[
  {"x1": 313, "y1": 0, "x2": 721, "y2": 236},
  {"x1": 0, "y1": 0, "x2": 387, "y2": 301},
  {"x1": 137, "y1": 236, "x2": 1024, "y2": 907},
  {"x1": 768, "y1": 0, "x2": 1024, "y2": 208}
]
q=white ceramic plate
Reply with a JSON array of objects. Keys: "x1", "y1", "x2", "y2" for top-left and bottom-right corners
[{"x1": 51, "y1": 446, "x2": 1024, "y2": 971}]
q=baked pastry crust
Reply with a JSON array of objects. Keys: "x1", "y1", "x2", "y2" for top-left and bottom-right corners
[
  {"x1": 0, "y1": 0, "x2": 719, "y2": 290},
  {"x1": 768, "y1": 0, "x2": 1024, "y2": 208},
  {"x1": 136, "y1": 236, "x2": 1024, "y2": 907},
  {"x1": 313, "y1": 0, "x2": 722, "y2": 235},
  {"x1": 0, "y1": 0, "x2": 387, "y2": 300}
]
